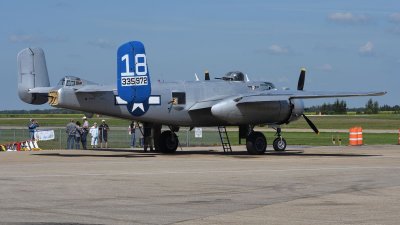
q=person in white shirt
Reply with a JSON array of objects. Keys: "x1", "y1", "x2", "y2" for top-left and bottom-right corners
[{"x1": 89, "y1": 122, "x2": 99, "y2": 148}]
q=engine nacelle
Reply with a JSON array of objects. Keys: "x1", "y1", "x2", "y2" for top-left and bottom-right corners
[{"x1": 211, "y1": 98, "x2": 292, "y2": 125}]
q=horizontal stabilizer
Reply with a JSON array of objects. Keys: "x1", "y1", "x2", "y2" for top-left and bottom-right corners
[
  {"x1": 74, "y1": 85, "x2": 114, "y2": 93},
  {"x1": 28, "y1": 87, "x2": 54, "y2": 94}
]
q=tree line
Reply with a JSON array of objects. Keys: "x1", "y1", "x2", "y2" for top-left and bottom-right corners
[
  {"x1": 306, "y1": 99, "x2": 400, "y2": 115},
  {"x1": 0, "y1": 108, "x2": 82, "y2": 114}
]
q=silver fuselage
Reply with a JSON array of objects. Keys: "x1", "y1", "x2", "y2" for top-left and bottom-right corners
[{"x1": 52, "y1": 80, "x2": 303, "y2": 127}]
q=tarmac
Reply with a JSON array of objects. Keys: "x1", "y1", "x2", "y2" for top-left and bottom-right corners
[{"x1": 1, "y1": 145, "x2": 400, "y2": 225}]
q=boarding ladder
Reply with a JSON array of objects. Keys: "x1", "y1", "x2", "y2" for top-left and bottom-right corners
[{"x1": 218, "y1": 126, "x2": 232, "y2": 153}]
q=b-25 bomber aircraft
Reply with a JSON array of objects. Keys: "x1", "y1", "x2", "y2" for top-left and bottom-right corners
[{"x1": 17, "y1": 41, "x2": 385, "y2": 154}]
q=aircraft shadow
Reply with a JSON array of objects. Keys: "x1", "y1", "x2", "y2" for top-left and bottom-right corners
[
  {"x1": 172, "y1": 150, "x2": 380, "y2": 158},
  {"x1": 33, "y1": 152, "x2": 156, "y2": 158},
  {"x1": 33, "y1": 149, "x2": 380, "y2": 158}
]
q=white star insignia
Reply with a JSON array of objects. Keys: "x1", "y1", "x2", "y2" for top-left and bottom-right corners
[{"x1": 132, "y1": 103, "x2": 144, "y2": 112}]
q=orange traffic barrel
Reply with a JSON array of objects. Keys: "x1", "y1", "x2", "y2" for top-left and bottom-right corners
[
  {"x1": 349, "y1": 127, "x2": 358, "y2": 146},
  {"x1": 357, "y1": 127, "x2": 363, "y2": 145}
]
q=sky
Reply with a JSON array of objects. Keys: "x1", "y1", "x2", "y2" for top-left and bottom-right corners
[{"x1": 1, "y1": 0, "x2": 399, "y2": 110}]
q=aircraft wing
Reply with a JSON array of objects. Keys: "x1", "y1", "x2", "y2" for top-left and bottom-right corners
[
  {"x1": 234, "y1": 90, "x2": 386, "y2": 104},
  {"x1": 188, "y1": 95, "x2": 232, "y2": 111},
  {"x1": 287, "y1": 90, "x2": 387, "y2": 99}
]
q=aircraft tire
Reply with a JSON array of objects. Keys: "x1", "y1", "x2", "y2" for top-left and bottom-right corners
[
  {"x1": 159, "y1": 131, "x2": 178, "y2": 154},
  {"x1": 246, "y1": 131, "x2": 266, "y2": 155},
  {"x1": 273, "y1": 137, "x2": 287, "y2": 151}
]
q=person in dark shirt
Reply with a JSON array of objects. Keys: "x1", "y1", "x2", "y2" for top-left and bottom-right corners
[
  {"x1": 66, "y1": 119, "x2": 76, "y2": 149},
  {"x1": 75, "y1": 121, "x2": 83, "y2": 149},
  {"x1": 98, "y1": 119, "x2": 109, "y2": 148},
  {"x1": 28, "y1": 119, "x2": 39, "y2": 140}
]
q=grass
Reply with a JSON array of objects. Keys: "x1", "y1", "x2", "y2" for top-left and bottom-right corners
[{"x1": 284, "y1": 114, "x2": 400, "y2": 130}]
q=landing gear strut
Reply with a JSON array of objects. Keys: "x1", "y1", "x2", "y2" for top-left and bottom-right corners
[{"x1": 273, "y1": 128, "x2": 287, "y2": 151}]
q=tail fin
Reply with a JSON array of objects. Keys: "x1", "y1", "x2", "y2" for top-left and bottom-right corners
[
  {"x1": 117, "y1": 41, "x2": 151, "y2": 116},
  {"x1": 17, "y1": 48, "x2": 50, "y2": 104}
]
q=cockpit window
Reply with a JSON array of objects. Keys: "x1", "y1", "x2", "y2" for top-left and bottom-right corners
[
  {"x1": 57, "y1": 76, "x2": 84, "y2": 87},
  {"x1": 57, "y1": 78, "x2": 65, "y2": 86},
  {"x1": 260, "y1": 82, "x2": 275, "y2": 90}
]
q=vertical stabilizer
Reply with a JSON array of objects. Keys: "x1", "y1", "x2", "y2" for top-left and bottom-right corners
[
  {"x1": 117, "y1": 41, "x2": 152, "y2": 116},
  {"x1": 17, "y1": 48, "x2": 50, "y2": 104}
]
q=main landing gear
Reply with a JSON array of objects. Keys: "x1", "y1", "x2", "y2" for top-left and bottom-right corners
[
  {"x1": 246, "y1": 127, "x2": 287, "y2": 155},
  {"x1": 159, "y1": 130, "x2": 179, "y2": 154}
]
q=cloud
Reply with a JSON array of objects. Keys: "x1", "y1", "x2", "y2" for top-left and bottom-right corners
[
  {"x1": 317, "y1": 63, "x2": 333, "y2": 71},
  {"x1": 267, "y1": 44, "x2": 289, "y2": 55},
  {"x1": 87, "y1": 38, "x2": 115, "y2": 49},
  {"x1": 359, "y1": 41, "x2": 374, "y2": 56},
  {"x1": 328, "y1": 12, "x2": 370, "y2": 24},
  {"x1": 389, "y1": 13, "x2": 400, "y2": 23},
  {"x1": 9, "y1": 34, "x2": 67, "y2": 44},
  {"x1": 9, "y1": 34, "x2": 36, "y2": 43}
]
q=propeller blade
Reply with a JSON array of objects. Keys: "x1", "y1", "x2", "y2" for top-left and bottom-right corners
[
  {"x1": 297, "y1": 68, "x2": 306, "y2": 91},
  {"x1": 302, "y1": 114, "x2": 319, "y2": 134}
]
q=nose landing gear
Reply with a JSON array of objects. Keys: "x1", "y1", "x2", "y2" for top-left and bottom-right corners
[{"x1": 273, "y1": 128, "x2": 287, "y2": 151}]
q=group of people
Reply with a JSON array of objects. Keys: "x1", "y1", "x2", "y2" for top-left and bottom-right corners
[
  {"x1": 66, "y1": 117, "x2": 109, "y2": 149},
  {"x1": 29, "y1": 117, "x2": 148, "y2": 150},
  {"x1": 129, "y1": 121, "x2": 147, "y2": 148}
]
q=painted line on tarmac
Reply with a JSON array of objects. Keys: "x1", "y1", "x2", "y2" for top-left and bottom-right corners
[{"x1": 2, "y1": 166, "x2": 400, "y2": 179}]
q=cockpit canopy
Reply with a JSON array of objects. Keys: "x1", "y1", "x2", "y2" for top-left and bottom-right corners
[
  {"x1": 222, "y1": 71, "x2": 245, "y2": 81},
  {"x1": 260, "y1": 82, "x2": 276, "y2": 90},
  {"x1": 57, "y1": 76, "x2": 83, "y2": 87}
]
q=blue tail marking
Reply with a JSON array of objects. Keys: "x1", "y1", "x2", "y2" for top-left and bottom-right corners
[{"x1": 117, "y1": 41, "x2": 151, "y2": 116}]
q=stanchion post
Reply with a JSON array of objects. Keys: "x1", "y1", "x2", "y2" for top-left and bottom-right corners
[{"x1": 398, "y1": 129, "x2": 400, "y2": 145}]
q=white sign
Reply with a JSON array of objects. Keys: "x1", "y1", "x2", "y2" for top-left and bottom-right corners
[
  {"x1": 34, "y1": 130, "x2": 55, "y2": 141},
  {"x1": 194, "y1": 127, "x2": 202, "y2": 138}
]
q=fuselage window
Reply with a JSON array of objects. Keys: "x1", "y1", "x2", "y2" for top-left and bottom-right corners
[{"x1": 172, "y1": 92, "x2": 186, "y2": 105}]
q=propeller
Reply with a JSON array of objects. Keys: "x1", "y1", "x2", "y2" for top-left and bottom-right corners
[
  {"x1": 295, "y1": 68, "x2": 318, "y2": 134},
  {"x1": 302, "y1": 114, "x2": 319, "y2": 134},
  {"x1": 297, "y1": 68, "x2": 306, "y2": 91}
]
